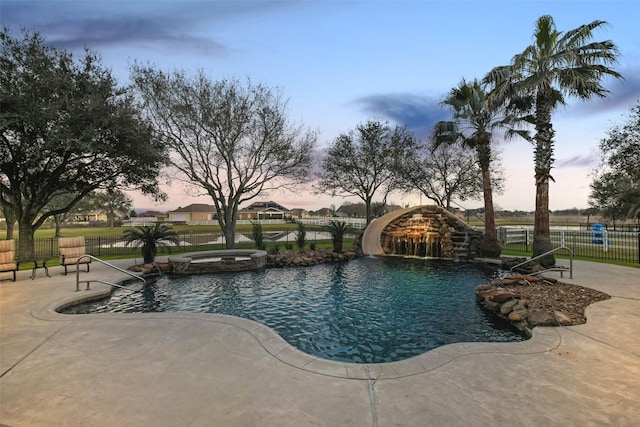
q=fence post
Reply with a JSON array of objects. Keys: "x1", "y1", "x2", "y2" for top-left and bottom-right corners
[{"x1": 603, "y1": 230, "x2": 609, "y2": 252}]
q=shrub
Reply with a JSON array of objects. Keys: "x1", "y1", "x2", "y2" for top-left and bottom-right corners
[
  {"x1": 122, "y1": 223, "x2": 180, "y2": 263},
  {"x1": 324, "y1": 220, "x2": 354, "y2": 253}
]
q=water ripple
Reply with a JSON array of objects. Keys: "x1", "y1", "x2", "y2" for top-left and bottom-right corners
[{"x1": 63, "y1": 257, "x2": 524, "y2": 363}]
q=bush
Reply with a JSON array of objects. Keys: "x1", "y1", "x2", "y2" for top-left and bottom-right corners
[
  {"x1": 122, "y1": 223, "x2": 180, "y2": 263},
  {"x1": 324, "y1": 220, "x2": 354, "y2": 253},
  {"x1": 309, "y1": 242, "x2": 316, "y2": 250}
]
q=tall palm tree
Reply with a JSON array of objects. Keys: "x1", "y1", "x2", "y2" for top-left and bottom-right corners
[
  {"x1": 434, "y1": 78, "x2": 527, "y2": 258},
  {"x1": 485, "y1": 15, "x2": 621, "y2": 266}
]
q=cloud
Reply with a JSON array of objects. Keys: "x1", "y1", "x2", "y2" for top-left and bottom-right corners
[
  {"x1": 353, "y1": 93, "x2": 448, "y2": 134},
  {"x1": 556, "y1": 154, "x2": 599, "y2": 168},
  {"x1": 0, "y1": 0, "x2": 289, "y2": 56},
  {"x1": 567, "y1": 65, "x2": 640, "y2": 116}
]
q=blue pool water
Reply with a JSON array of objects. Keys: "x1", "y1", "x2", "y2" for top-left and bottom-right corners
[{"x1": 65, "y1": 257, "x2": 523, "y2": 363}]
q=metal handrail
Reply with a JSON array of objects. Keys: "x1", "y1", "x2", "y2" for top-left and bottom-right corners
[
  {"x1": 510, "y1": 245, "x2": 574, "y2": 279},
  {"x1": 75, "y1": 254, "x2": 146, "y2": 292}
]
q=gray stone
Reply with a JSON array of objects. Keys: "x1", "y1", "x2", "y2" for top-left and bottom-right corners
[
  {"x1": 500, "y1": 299, "x2": 518, "y2": 314},
  {"x1": 554, "y1": 311, "x2": 573, "y2": 326},
  {"x1": 526, "y1": 310, "x2": 558, "y2": 327}
]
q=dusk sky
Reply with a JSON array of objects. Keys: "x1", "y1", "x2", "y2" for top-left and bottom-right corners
[{"x1": 2, "y1": 0, "x2": 639, "y2": 213}]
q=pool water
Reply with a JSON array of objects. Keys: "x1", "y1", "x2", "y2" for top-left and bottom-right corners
[{"x1": 65, "y1": 257, "x2": 524, "y2": 363}]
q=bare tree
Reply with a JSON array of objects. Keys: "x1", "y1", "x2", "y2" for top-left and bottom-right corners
[
  {"x1": 396, "y1": 140, "x2": 501, "y2": 210},
  {"x1": 316, "y1": 120, "x2": 415, "y2": 225},
  {"x1": 131, "y1": 67, "x2": 316, "y2": 248}
]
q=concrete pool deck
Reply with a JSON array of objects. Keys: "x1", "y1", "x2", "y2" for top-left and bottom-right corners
[{"x1": 1, "y1": 257, "x2": 639, "y2": 426}]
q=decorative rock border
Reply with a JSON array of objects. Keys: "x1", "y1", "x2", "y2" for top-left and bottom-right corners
[
  {"x1": 475, "y1": 274, "x2": 610, "y2": 337},
  {"x1": 266, "y1": 248, "x2": 359, "y2": 267}
]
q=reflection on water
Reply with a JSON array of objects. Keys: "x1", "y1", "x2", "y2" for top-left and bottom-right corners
[{"x1": 63, "y1": 257, "x2": 524, "y2": 363}]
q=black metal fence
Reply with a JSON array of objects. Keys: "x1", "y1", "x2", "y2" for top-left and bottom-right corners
[
  {"x1": 498, "y1": 227, "x2": 640, "y2": 264},
  {"x1": 578, "y1": 223, "x2": 640, "y2": 232},
  {"x1": 29, "y1": 232, "x2": 226, "y2": 261},
  {"x1": 27, "y1": 230, "x2": 353, "y2": 263}
]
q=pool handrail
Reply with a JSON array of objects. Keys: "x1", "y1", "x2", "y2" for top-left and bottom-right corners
[
  {"x1": 509, "y1": 245, "x2": 573, "y2": 279},
  {"x1": 74, "y1": 254, "x2": 146, "y2": 292}
]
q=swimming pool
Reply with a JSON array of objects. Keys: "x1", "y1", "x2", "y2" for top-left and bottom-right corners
[{"x1": 64, "y1": 256, "x2": 524, "y2": 363}]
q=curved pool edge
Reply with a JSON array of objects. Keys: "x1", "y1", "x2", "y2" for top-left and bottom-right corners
[{"x1": 33, "y1": 280, "x2": 564, "y2": 380}]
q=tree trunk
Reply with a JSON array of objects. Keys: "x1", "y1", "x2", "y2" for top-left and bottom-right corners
[
  {"x1": 221, "y1": 205, "x2": 237, "y2": 249},
  {"x1": 6, "y1": 220, "x2": 15, "y2": 240},
  {"x1": 533, "y1": 177, "x2": 555, "y2": 266},
  {"x1": 3, "y1": 206, "x2": 16, "y2": 239},
  {"x1": 17, "y1": 221, "x2": 36, "y2": 261},
  {"x1": 54, "y1": 215, "x2": 62, "y2": 238},
  {"x1": 532, "y1": 94, "x2": 556, "y2": 267},
  {"x1": 479, "y1": 159, "x2": 501, "y2": 258}
]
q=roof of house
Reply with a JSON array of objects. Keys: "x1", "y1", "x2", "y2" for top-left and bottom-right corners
[
  {"x1": 241, "y1": 201, "x2": 290, "y2": 212},
  {"x1": 312, "y1": 208, "x2": 334, "y2": 216},
  {"x1": 170, "y1": 204, "x2": 217, "y2": 213},
  {"x1": 138, "y1": 210, "x2": 168, "y2": 217}
]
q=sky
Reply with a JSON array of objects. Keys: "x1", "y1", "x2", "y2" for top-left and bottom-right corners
[{"x1": 2, "y1": 0, "x2": 639, "y2": 213}]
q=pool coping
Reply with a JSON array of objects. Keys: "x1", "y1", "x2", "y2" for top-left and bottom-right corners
[{"x1": 34, "y1": 278, "x2": 564, "y2": 381}]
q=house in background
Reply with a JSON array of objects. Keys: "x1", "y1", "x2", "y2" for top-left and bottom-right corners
[
  {"x1": 238, "y1": 201, "x2": 292, "y2": 220},
  {"x1": 335, "y1": 204, "x2": 366, "y2": 218},
  {"x1": 312, "y1": 208, "x2": 334, "y2": 217},
  {"x1": 168, "y1": 204, "x2": 217, "y2": 222},
  {"x1": 71, "y1": 210, "x2": 108, "y2": 223},
  {"x1": 138, "y1": 210, "x2": 168, "y2": 222},
  {"x1": 335, "y1": 203, "x2": 402, "y2": 219},
  {"x1": 290, "y1": 208, "x2": 310, "y2": 219}
]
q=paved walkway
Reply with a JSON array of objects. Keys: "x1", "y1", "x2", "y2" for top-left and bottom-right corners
[{"x1": 1, "y1": 257, "x2": 639, "y2": 426}]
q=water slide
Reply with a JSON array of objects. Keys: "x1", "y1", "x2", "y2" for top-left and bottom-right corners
[{"x1": 360, "y1": 206, "x2": 420, "y2": 255}]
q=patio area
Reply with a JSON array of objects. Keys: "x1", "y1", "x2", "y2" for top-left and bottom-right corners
[{"x1": 1, "y1": 258, "x2": 639, "y2": 426}]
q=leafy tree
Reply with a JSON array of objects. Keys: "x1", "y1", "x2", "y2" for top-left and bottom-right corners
[
  {"x1": 589, "y1": 101, "x2": 640, "y2": 223},
  {"x1": 1, "y1": 202, "x2": 16, "y2": 239},
  {"x1": 0, "y1": 29, "x2": 166, "y2": 259},
  {"x1": 131, "y1": 67, "x2": 316, "y2": 249},
  {"x1": 432, "y1": 78, "x2": 522, "y2": 258},
  {"x1": 47, "y1": 192, "x2": 95, "y2": 237},
  {"x1": 123, "y1": 223, "x2": 180, "y2": 264},
  {"x1": 370, "y1": 201, "x2": 388, "y2": 219},
  {"x1": 316, "y1": 120, "x2": 416, "y2": 225},
  {"x1": 590, "y1": 173, "x2": 636, "y2": 225},
  {"x1": 485, "y1": 15, "x2": 622, "y2": 266},
  {"x1": 324, "y1": 220, "x2": 354, "y2": 253},
  {"x1": 91, "y1": 190, "x2": 133, "y2": 228}
]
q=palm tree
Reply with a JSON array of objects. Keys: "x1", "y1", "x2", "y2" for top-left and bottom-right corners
[
  {"x1": 433, "y1": 78, "x2": 527, "y2": 258},
  {"x1": 123, "y1": 223, "x2": 180, "y2": 264},
  {"x1": 324, "y1": 220, "x2": 354, "y2": 253},
  {"x1": 485, "y1": 15, "x2": 621, "y2": 266}
]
